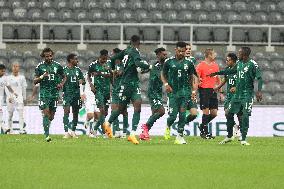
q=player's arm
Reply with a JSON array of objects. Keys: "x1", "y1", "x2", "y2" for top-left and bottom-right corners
[
  {"x1": 28, "y1": 84, "x2": 39, "y2": 102},
  {"x1": 22, "y1": 76, "x2": 28, "y2": 104},
  {"x1": 161, "y1": 60, "x2": 172, "y2": 93},
  {"x1": 87, "y1": 65, "x2": 96, "y2": 94},
  {"x1": 133, "y1": 51, "x2": 152, "y2": 70},
  {"x1": 110, "y1": 50, "x2": 125, "y2": 70},
  {"x1": 34, "y1": 71, "x2": 49, "y2": 85},
  {"x1": 254, "y1": 62, "x2": 263, "y2": 102},
  {"x1": 208, "y1": 65, "x2": 237, "y2": 77},
  {"x1": 57, "y1": 66, "x2": 66, "y2": 90}
]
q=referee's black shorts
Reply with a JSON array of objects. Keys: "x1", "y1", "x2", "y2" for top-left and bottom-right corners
[{"x1": 199, "y1": 88, "x2": 218, "y2": 110}]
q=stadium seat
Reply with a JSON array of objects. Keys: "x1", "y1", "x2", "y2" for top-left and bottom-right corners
[
  {"x1": 11, "y1": 0, "x2": 22, "y2": 9},
  {"x1": 59, "y1": 9, "x2": 74, "y2": 22},
  {"x1": 264, "y1": 2, "x2": 277, "y2": 12},
  {"x1": 74, "y1": 9, "x2": 90, "y2": 22},
  {"x1": 145, "y1": 0, "x2": 157, "y2": 11},
  {"x1": 258, "y1": 60, "x2": 272, "y2": 71},
  {"x1": 196, "y1": 11, "x2": 209, "y2": 24},
  {"x1": 42, "y1": 0, "x2": 53, "y2": 9},
  {"x1": 150, "y1": 10, "x2": 163, "y2": 23},
  {"x1": 241, "y1": 12, "x2": 253, "y2": 24},
  {"x1": 0, "y1": 8, "x2": 13, "y2": 21},
  {"x1": 226, "y1": 11, "x2": 241, "y2": 23},
  {"x1": 24, "y1": 57, "x2": 39, "y2": 70},
  {"x1": 164, "y1": 10, "x2": 178, "y2": 23},
  {"x1": 248, "y1": 1, "x2": 262, "y2": 12},
  {"x1": 89, "y1": 9, "x2": 104, "y2": 22},
  {"x1": 232, "y1": 28, "x2": 246, "y2": 42},
  {"x1": 262, "y1": 71, "x2": 276, "y2": 82},
  {"x1": 218, "y1": 1, "x2": 232, "y2": 11},
  {"x1": 55, "y1": 0, "x2": 68, "y2": 10},
  {"x1": 203, "y1": 0, "x2": 217, "y2": 11},
  {"x1": 188, "y1": 1, "x2": 202, "y2": 11},
  {"x1": 27, "y1": 8, "x2": 43, "y2": 22},
  {"x1": 114, "y1": 0, "x2": 127, "y2": 9},
  {"x1": 178, "y1": 27, "x2": 191, "y2": 41},
  {"x1": 267, "y1": 82, "x2": 282, "y2": 94},
  {"x1": 254, "y1": 12, "x2": 268, "y2": 24},
  {"x1": 129, "y1": 0, "x2": 143, "y2": 10},
  {"x1": 272, "y1": 60, "x2": 284, "y2": 71},
  {"x1": 209, "y1": 12, "x2": 224, "y2": 24},
  {"x1": 86, "y1": 0, "x2": 100, "y2": 10},
  {"x1": 101, "y1": 0, "x2": 113, "y2": 9},
  {"x1": 213, "y1": 28, "x2": 229, "y2": 42},
  {"x1": 27, "y1": 0, "x2": 39, "y2": 9},
  {"x1": 232, "y1": 1, "x2": 247, "y2": 13},
  {"x1": 261, "y1": 92, "x2": 274, "y2": 105},
  {"x1": 276, "y1": 71, "x2": 284, "y2": 84},
  {"x1": 174, "y1": 0, "x2": 187, "y2": 10},
  {"x1": 196, "y1": 27, "x2": 211, "y2": 41},
  {"x1": 253, "y1": 52, "x2": 266, "y2": 61},
  {"x1": 161, "y1": 0, "x2": 173, "y2": 11},
  {"x1": 278, "y1": 1, "x2": 284, "y2": 12},
  {"x1": 106, "y1": 9, "x2": 119, "y2": 22},
  {"x1": 136, "y1": 9, "x2": 150, "y2": 23},
  {"x1": 70, "y1": 0, "x2": 83, "y2": 10},
  {"x1": 194, "y1": 51, "x2": 204, "y2": 62},
  {"x1": 85, "y1": 26, "x2": 104, "y2": 40},
  {"x1": 0, "y1": 0, "x2": 7, "y2": 8},
  {"x1": 269, "y1": 12, "x2": 283, "y2": 25},
  {"x1": 273, "y1": 93, "x2": 284, "y2": 105},
  {"x1": 142, "y1": 27, "x2": 159, "y2": 41},
  {"x1": 13, "y1": 8, "x2": 27, "y2": 21},
  {"x1": 120, "y1": 9, "x2": 135, "y2": 23},
  {"x1": 43, "y1": 8, "x2": 59, "y2": 22},
  {"x1": 270, "y1": 52, "x2": 283, "y2": 60},
  {"x1": 124, "y1": 27, "x2": 139, "y2": 41},
  {"x1": 107, "y1": 26, "x2": 120, "y2": 40},
  {"x1": 163, "y1": 27, "x2": 175, "y2": 41},
  {"x1": 178, "y1": 11, "x2": 195, "y2": 23},
  {"x1": 248, "y1": 28, "x2": 265, "y2": 42}
]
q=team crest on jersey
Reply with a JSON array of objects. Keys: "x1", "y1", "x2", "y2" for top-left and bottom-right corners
[
  {"x1": 184, "y1": 64, "x2": 188, "y2": 70},
  {"x1": 76, "y1": 71, "x2": 79, "y2": 76},
  {"x1": 54, "y1": 67, "x2": 57, "y2": 73},
  {"x1": 244, "y1": 66, "x2": 249, "y2": 72}
]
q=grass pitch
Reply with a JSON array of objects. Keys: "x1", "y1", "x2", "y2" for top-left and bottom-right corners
[{"x1": 0, "y1": 135, "x2": 283, "y2": 189}]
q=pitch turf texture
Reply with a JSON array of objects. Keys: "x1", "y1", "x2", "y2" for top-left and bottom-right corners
[{"x1": 0, "y1": 135, "x2": 283, "y2": 189}]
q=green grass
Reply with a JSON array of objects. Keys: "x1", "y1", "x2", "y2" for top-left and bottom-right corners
[{"x1": 0, "y1": 135, "x2": 283, "y2": 189}]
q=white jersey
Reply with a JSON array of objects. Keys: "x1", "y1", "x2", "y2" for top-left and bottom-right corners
[
  {"x1": 0, "y1": 75, "x2": 9, "y2": 106},
  {"x1": 5, "y1": 74, "x2": 27, "y2": 103},
  {"x1": 84, "y1": 73, "x2": 95, "y2": 99}
]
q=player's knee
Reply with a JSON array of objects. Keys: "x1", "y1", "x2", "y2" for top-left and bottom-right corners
[{"x1": 159, "y1": 108, "x2": 165, "y2": 117}]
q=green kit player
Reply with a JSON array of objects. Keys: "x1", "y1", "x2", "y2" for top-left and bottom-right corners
[
  {"x1": 62, "y1": 53, "x2": 85, "y2": 139},
  {"x1": 103, "y1": 35, "x2": 152, "y2": 144},
  {"x1": 139, "y1": 47, "x2": 167, "y2": 140},
  {"x1": 111, "y1": 48, "x2": 129, "y2": 138},
  {"x1": 214, "y1": 53, "x2": 241, "y2": 143},
  {"x1": 161, "y1": 41, "x2": 198, "y2": 144},
  {"x1": 34, "y1": 48, "x2": 65, "y2": 142},
  {"x1": 88, "y1": 49, "x2": 112, "y2": 138},
  {"x1": 210, "y1": 47, "x2": 263, "y2": 145}
]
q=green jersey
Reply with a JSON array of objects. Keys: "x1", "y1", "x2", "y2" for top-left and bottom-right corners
[
  {"x1": 224, "y1": 65, "x2": 237, "y2": 101},
  {"x1": 147, "y1": 61, "x2": 163, "y2": 99},
  {"x1": 163, "y1": 56, "x2": 197, "y2": 97},
  {"x1": 109, "y1": 46, "x2": 150, "y2": 85},
  {"x1": 63, "y1": 66, "x2": 85, "y2": 98},
  {"x1": 35, "y1": 60, "x2": 64, "y2": 99},
  {"x1": 113, "y1": 61, "x2": 124, "y2": 90},
  {"x1": 216, "y1": 59, "x2": 263, "y2": 100},
  {"x1": 186, "y1": 56, "x2": 197, "y2": 65},
  {"x1": 88, "y1": 60, "x2": 111, "y2": 96}
]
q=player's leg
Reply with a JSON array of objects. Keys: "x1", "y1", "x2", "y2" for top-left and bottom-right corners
[
  {"x1": 70, "y1": 99, "x2": 81, "y2": 138},
  {"x1": 122, "y1": 108, "x2": 129, "y2": 138},
  {"x1": 0, "y1": 106, "x2": 5, "y2": 133},
  {"x1": 39, "y1": 98, "x2": 51, "y2": 141},
  {"x1": 63, "y1": 98, "x2": 71, "y2": 138},
  {"x1": 207, "y1": 89, "x2": 218, "y2": 138},
  {"x1": 17, "y1": 103, "x2": 26, "y2": 134},
  {"x1": 199, "y1": 88, "x2": 211, "y2": 138},
  {"x1": 174, "y1": 97, "x2": 187, "y2": 144},
  {"x1": 185, "y1": 100, "x2": 198, "y2": 124},
  {"x1": 240, "y1": 98, "x2": 253, "y2": 145},
  {"x1": 165, "y1": 95, "x2": 178, "y2": 140},
  {"x1": 7, "y1": 102, "x2": 14, "y2": 134}
]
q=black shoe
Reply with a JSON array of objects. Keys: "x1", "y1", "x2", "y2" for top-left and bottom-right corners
[
  {"x1": 205, "y1": 133, "x2": 215, "y2": 139},
  {"x1": 4, "y1": 128, "x2": 11, "y2": 134},
  {"x1": 45, "y1": 136, "x2": 52, "y2": 142}
]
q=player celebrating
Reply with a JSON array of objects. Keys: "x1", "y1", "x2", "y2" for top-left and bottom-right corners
[
  {"x1": 210, "y1": 47, "x2": 263, "y2": 145},
  {"x1": 103, "y1": 35, "x2": 152, "y2": 144},
  {"x1": 62, "y1": 54, "x2": 85, "y2": 139},
  {"x1": 88, "y1": 49, "x2": 112, "y2": 138},
  {"x1": 34, "y1": 48, "x2": 65, "y2": 142},
  {"x1": 196, "y1": 48, "x2": 221, "y2": 139},
  {"x1": 213, "y1": 53, "x2": 241, "y2": 144},
  {"x1": 161, "y1": 41, "x2": 197, "y2": 144},
  {"x1": 4, "y1": 62, "x2": 27, "y2": 134},
  {"x1": 139, "y1": 47, "x2": 167, "y2": 140},
  {"x1": 111, "y1": 48, "x2": 129, "y2": 138}
]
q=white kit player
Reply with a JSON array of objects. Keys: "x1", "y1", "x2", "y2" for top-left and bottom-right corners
[
  {"x1": 82, "y1": 73, "x2": 100, "y2": 137},
  {"x1": 5, "y1": 62, "x2": 27, "y2": 134},
  {"x1": 0, "y1": 64, "x2": 17, "y2": 134}
]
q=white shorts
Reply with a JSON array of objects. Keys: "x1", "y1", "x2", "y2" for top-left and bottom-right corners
[
  {"x1": 7, "y1": 102, "x2": 24, "y2": 112},
  {"x1": 85, "y1": 96, "x2": 99, "y2": 113}
]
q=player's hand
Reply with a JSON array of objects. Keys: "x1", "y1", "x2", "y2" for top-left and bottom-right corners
[
  {"x1": 8, "y1": 98, "x2": 14, "y2": 103},
  {"x1": 27, "y1": 95, "x2": 35, "y2": 102},
  {"x1": 219, "y1": 93, "x2": 225, "y2": 102},
  {"x1": 207, "y1": 73, "x2": 217, "y2": 77},
  {"x1": 165, "y1": 85, "x2": 173, "y2": 93},
  {"x1": 90, "y1": 85, "x2": 96, "y2": 94},
  {"x1": 213, "y1": 86, "x2": 219, "y2": 93},
  {"x1": 191, "y1": 91, "x2": 197, "y2": 102},
  {"x1": 56, "y1": 83, "x2": 64, "y2": 90},
  {"x1": 81, "y1": 94, "x2": 86, "y2": 101},
  {"x1": 256, "y1": 91, "x2": 262, "y2": 102},
  {"x1": 230, "y1": 87, "x2": 236, "y2": 93}
]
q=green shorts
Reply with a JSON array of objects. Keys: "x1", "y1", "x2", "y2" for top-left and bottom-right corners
[
  {"x1": 167, "y1": 94, "x2": 188, "y2": 114},
  {"x1": 149, "y1": 97, "x2": 163, "y2": 110},
  {"x1": 111, "y1": 88, "x2": 120, "y2": 105},
  {"x1": 224, "y1": 98, "x2": 231, "y2": 110},
  {"x1": 63, "y1": 95, "x2": 82, "y2": 109},
  {"x1": 96, "y1": 90, "x2": 110, "y2": 109},
  {"x1": 187, "y1": 99, "x2": 198, "y2": 110},
  {"x1": 38, "y1": 98, "x2": 58, "y2": 112},
  {"x1": 228, "y1": 98, "x2": 254, "y2": 116},
  {"x1": 118, "y1": 83, "x2": 141, "y2": 105}
]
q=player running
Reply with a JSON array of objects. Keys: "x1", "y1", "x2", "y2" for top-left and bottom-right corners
[
  {"x1": 34, "y1": 48, "x2": 65, "y2": 142},
  {"x1": 103, "y1": 35, "x2": 152, "y2": 144},
  {"x1": 139, "y1": 47, "x2": 167, "y2": 140},
  {"x1": 209, "y1": 47, "x2": 263, "y2": 145},
  {"x1": 62, "y1": 53, "x2": 85, "y2": 139},
  {"x1": 161, "y1": 41, "x2": 198, "y2": 144},
  {"x1": 4, "y1": 62, "x2": 27, "y2": 134}
]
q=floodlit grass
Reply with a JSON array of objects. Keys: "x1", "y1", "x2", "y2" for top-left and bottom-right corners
[{"x1": 0, "y1": 135, "x2": 283, "y2": 189}]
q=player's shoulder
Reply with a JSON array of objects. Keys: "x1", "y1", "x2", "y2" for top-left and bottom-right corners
[
  {"x1": 52, "y1": 60, "x2": 62, "y2": 66},
  {"x1": 164, "y1": 56, "x2": 175, "y2": 63},
  {"x1": 35, "y1": 61, "x2": 45, "y2": 68},
  {"x1": 249, "y1": 59, "x2": 259, "y2": 68}
]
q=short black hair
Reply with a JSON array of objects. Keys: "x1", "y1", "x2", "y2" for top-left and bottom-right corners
[
  {"x1": 113, "y1": 48, "x2": 122, "y2": 54},
  {"x1": 241, "y1": 47, "x2": 251, "y2": 57},
  {"x1": 0, "y1": 64, "x2": 6, "y2": 70},
  {"x1": 67, "y1": 53, "x2": 77, "y2": 62},
  {"x1": 131, "y1": 35, "x2": 140, "y2": 43},
  {"x1": 154, "y1": 47, "x2": 166, "y2": 55},
  {"x1": 100, "y1": 49, "x2": 108, "y2": 56},
  {"x1": 227, "y1": 53, "x2": 238, "y2": 63},
  {"x1": 40, "y1": 47, "x2": 53, "y2": 57},
  {"x1": 176, "y1": 41, "x2": 187, "y2": 48}
]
